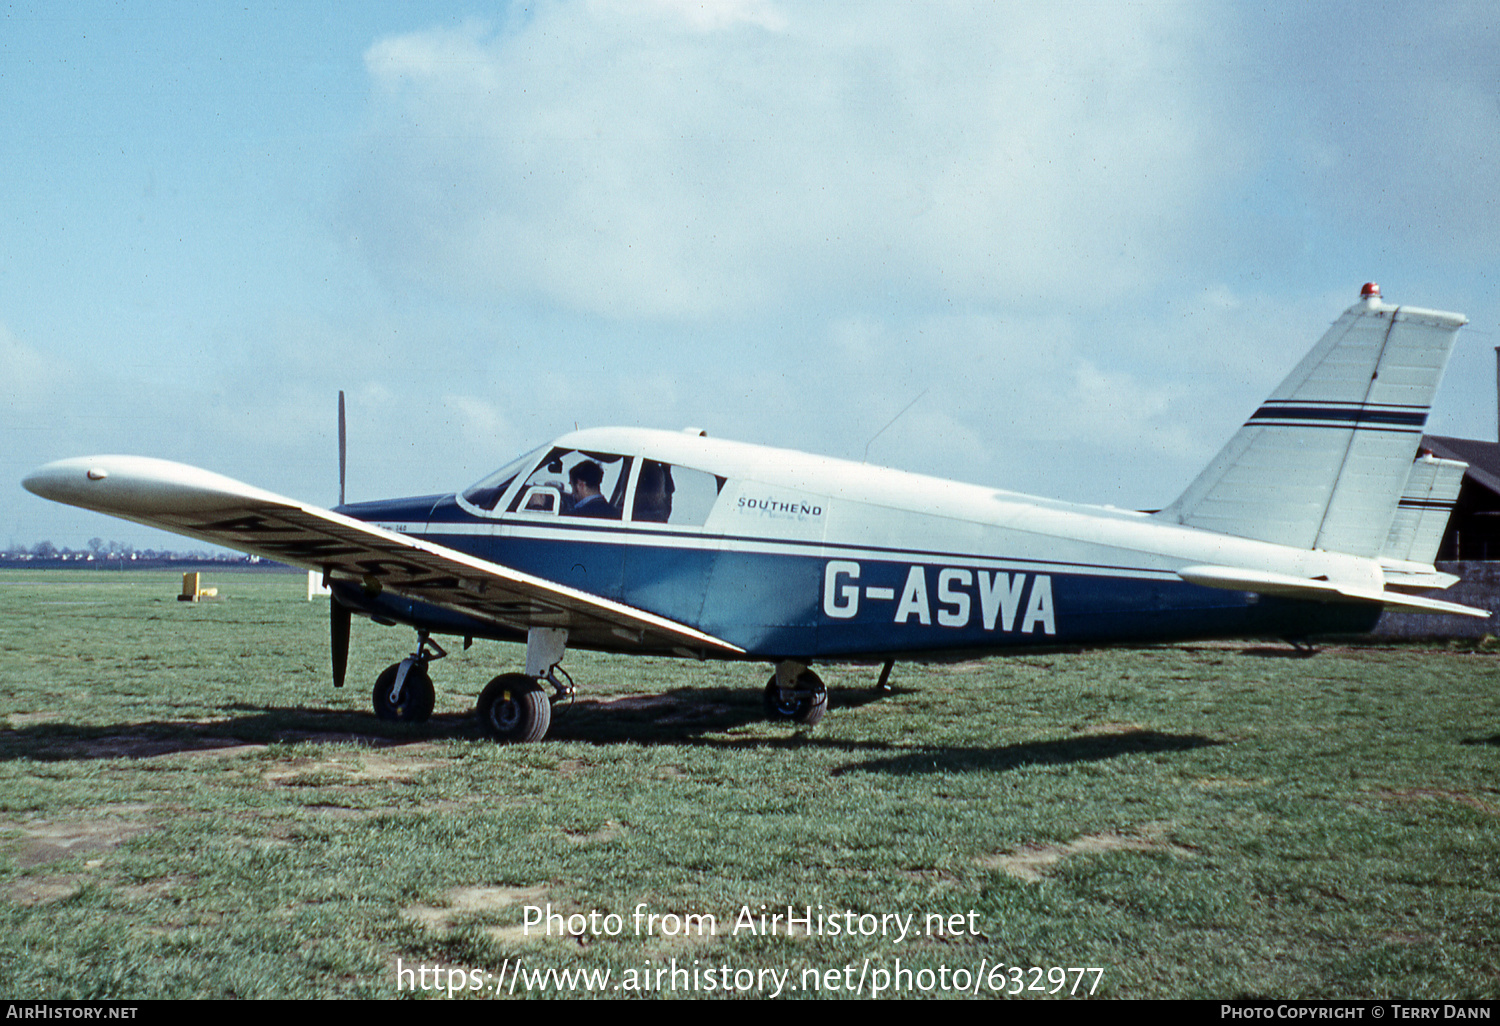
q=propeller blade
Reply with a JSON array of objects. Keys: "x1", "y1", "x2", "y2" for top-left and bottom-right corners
[
  {"x1": 331, "y1": 594, "x2": 351, "y2": 688},
  {"x1": 338, "y1": 390, "x2": 347, "y2": 507}
]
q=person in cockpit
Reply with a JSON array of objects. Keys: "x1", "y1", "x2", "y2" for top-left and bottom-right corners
[
  {"x1": 632, "y1": 461, "x2": 674, "y2": 523},
  {"x1": 566, "y1": 460, "x2": 619, "y2": 519}
]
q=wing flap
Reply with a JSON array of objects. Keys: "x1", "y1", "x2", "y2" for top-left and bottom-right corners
[{"x1": 23, "y1": 456, "x2": 745, "y2": 655}]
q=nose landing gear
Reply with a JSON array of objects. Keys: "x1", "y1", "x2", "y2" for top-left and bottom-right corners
[{"x1": 371, "y1": 632, "x2": 445, "y2": 723}]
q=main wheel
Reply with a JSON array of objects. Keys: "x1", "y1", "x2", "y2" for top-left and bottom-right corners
[
  {"x1": 477, "y1": 673, "x2": 552, "y2": 743},
  {"x1": 372, "y1": 661, "x2": 435, "y2": 723},
  {"x1": 763, "y1": 668, "x2": 828, "y2": 726}
]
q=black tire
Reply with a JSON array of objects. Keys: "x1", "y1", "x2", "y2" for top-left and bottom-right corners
[
  {"x1": 372, "y1": 661, "x2": 435, "y2": 723},
  {"x1": 763, "y1": 668, "x2": 827, "y2": 726},
  {"x1": 477, "y1": 673, "x2": 552, "y2": 743}
]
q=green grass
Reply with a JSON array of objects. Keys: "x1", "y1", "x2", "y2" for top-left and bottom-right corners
[{"x1": 0, "y1": 569, "x2": 1496, "y2": 998}]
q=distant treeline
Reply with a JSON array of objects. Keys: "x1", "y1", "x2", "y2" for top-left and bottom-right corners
[{"x1": 0, "y1": 545, "x2": 292, "y2": 571}]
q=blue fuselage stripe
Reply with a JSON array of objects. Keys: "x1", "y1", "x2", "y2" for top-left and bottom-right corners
[{"x1": 387, "y1": 525, "x2": 1380, "y2": 658}]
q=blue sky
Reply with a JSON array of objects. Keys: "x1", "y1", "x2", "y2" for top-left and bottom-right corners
[{"x1": 5, "y1": 1, "x2": 1499, "y2": 550}]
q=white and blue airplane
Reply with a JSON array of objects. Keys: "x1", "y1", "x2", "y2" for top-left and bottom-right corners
[{"x1": 22, "y1": 284, "x2": 1485, "y2": 742}]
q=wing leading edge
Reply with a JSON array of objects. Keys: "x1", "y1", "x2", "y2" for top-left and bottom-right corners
[{"x1": 21, "y1": 456, "x2": 745, "y2": 657}]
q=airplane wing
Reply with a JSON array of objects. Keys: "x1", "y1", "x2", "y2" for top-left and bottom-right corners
[
  {"x1": 22, "y1": 456, "x2": 746, "y2": 656},
  {"x1": 1176, "y1": 564, "x2": 1488, "y2": 618}
]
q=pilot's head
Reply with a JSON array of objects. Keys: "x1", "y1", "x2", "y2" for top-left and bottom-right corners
[{"x1": 569, "y1": 460, "x2": 604, "y2": 495}]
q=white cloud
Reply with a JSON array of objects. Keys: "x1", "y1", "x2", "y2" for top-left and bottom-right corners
[
  {"x1": 350, "y1": 3, "x2": 1235, "y2": 320},
  {"x1": 638, "y1": 0, "x2": 788, "y2": 33}
]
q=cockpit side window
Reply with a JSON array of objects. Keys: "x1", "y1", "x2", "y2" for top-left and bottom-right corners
[
  {"x1": 630, "y1": 461, "x2": 724, "y2": 527},
  {"x1": 508, "y1": 448, "x2": 632, "y2": 520}
]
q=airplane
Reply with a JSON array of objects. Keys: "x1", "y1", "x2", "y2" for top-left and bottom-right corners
[{"x1": 22, "y1": 283, "x2": 1486, "y2": 743}]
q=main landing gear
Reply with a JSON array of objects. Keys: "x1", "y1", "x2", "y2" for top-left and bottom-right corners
[
  {"x1": 477, "y1": 674, "x2": 552, "y2": 743},
  {"x1": 764, "y1": 661, "x2": 828, "y2": 726},
  {"x1": 475, "y1": 627, "x2": 572, "y2": 742}
]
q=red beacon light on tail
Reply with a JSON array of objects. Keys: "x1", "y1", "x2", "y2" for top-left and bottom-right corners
[{"x1": 1361, "y1": 282, "x2": 1381, "y2": 299}]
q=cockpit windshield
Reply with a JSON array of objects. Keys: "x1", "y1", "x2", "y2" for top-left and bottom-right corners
[{"x1": 460, "y1": 445, "x2": 546, "y2": 513}]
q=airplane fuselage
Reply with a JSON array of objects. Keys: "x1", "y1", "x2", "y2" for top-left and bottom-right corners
[{"x1": 332, "y1": 427, "x2": 1381, "y2": 661}]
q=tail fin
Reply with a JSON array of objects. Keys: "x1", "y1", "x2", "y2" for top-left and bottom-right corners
[{"x1": 1156, "y1": 285, "x2": 1467, "y2": 557}]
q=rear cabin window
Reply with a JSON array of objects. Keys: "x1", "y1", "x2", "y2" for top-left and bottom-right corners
[{"x1": 630, "y1": 461, "x2": 724, "y2": 527}]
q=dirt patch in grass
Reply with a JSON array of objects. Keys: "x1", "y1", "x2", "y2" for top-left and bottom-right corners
[
  {"x1": 981, "y1": 825, "x2": 1197, "y2": 882},
  {"x1": 1375, "y1": 787, "x2": 1500, "y2": 815},
  {"x1": 554, "y1": 757, "x2": 590, "y2": 777},
  {"x1": 563, "y1": 820, "x2": 624, "y2": 845},
  {"x1": 261, "y1": 751, "x2": 446, "y2": 786},
  {"x1": 2, "y1": 817, "x2": 155, "y2": 868},
  {"x1": 404, "y1": 883, "x2": 553, "y2": 943},
  {"x1": 1194, "y1": 776, "x2": 1267, "y2": 790},
  {"x1": 1, "y1": 870, "x2": 177, "y2": 908},
  {"x1": 5, "y1": 874, "x2": 89, "y2": 905},
  {"x1": 173, "y1": 742, "x2": 266, "y2": 760},
  {"x1": 6, "y1": 712, "x2": 63, "y2": 728},
  {"x1": 1380, "y1": 930, "x2": 1437, "y2": 946},
  {"x1": 298, "y1": 802, "x2": 409, "y2": 819},
  {"x1": 1078, "y1": 721, "x2": 1153, "y2": 736}
]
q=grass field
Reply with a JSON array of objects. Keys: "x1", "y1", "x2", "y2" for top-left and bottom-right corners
[{"x1": 0, "y1": 569, "x2": 1496, "y2": 999}]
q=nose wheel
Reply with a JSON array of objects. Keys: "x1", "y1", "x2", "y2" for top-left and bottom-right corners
[
  {"x1": 372, "y1": 632, "x2": 444, "y2": 723},
  {"x1": 372, "y1": 662, "x2": 435, "y2": 722}
]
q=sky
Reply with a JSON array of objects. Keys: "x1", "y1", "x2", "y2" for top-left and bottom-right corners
[{"x1": 4, "y1": 0, "x2": 1499, "y2": 551}]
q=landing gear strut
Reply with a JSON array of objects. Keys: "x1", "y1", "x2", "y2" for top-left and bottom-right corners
[
  {"x1": 764, "y1": 662, "x2": 827, "y2": 726},
  {"x1": 372, "y1": 632, "x2": 444, "y2": 723}
]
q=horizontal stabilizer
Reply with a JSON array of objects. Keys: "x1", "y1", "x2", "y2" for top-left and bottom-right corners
[
  {"x1": 1177, "y1": 564, "x2": 1488, "y2": 618},
  {"x1": 1379, "y1": 560, "x2": 1461, "y2": 591}
]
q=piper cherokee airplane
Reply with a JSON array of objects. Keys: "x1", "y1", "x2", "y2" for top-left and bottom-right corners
[{"x1": 22, "y1": 284, "x2": 1487, "y2": 743}]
